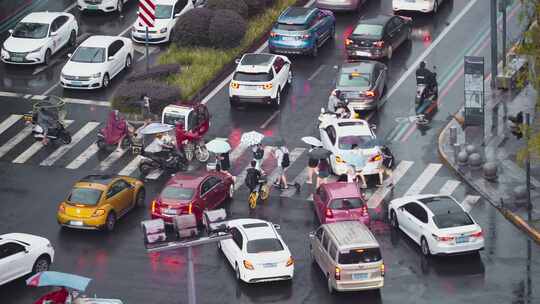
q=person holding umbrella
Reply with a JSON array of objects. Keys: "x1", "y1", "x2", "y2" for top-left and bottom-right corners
[{"x1": 301, "y1": 136, "x2": 323, "y2": 185}]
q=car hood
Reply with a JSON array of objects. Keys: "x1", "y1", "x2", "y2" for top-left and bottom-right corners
[
  {"x1": 62, "y1": 61, "x2": 106, "y2": 77},
  {"x1": 3, "y1": 37, "x2": 47, "y2": 53},
  {"x1": 133, "y1": 18, "x2": 171, "y2": 31}
]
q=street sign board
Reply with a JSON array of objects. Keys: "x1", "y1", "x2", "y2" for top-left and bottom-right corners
[
  {"x1": 464, "y1": 56, "x2": 485, "y2": 127},
  {"x1": 138, "y1": 0, "x2": 156, "y2": 28}
]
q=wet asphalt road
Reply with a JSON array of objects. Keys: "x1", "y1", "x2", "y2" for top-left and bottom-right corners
[{"x1": 0, "y1": 0, "x2": 539, "y2": 303}]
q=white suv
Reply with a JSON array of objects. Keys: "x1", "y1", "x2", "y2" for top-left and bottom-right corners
[
  {"x1": 0, "y1": 233, "x2": 55, "y2": 286},
  {"x1": 229, "y1": 53, "x2": 292, "y2": 109}
]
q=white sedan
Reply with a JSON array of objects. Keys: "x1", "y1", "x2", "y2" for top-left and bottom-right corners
[
  {"x1": 131, "y1": 0, "x2": 193, "y2": 44},
  {"x1": 1, "y1": 12, "x2": 78, "y2": 65},
  {"x1": 0, "y1": 233, "x2": 55, "y2": 286},
  {"x1": 219, "y1": 219, "x2": 294, "y2": 283},
  {"x1": 60, "y1": 35, "x2": 134, "y2": 90},
  {"x1": 388, "y1": 194, "x2": 484, "y2": 256},
  {"x1": 392, "y1": 0, "x2": 444, "y2": 13},
  {"x1": 318, "y1": 116, "x2": 382, "y2": 176},
  {"x1": 77, "y1": 0, "x2": 130, "y2": 13}
]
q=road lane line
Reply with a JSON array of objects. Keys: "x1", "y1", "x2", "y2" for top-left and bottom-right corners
[
  {"x1": 404, "y1": 163, "x2": 442, "y2": 196},
  {"x1": 439, "y1": 180, "x2": 461, "y2": 196},
  {"x1": 461, "y1": 195, "x2": 481, "y2": 212},
  {"x1": 66, "y1": 143, "x2": 99, "y2": 169},
  {"x1": 0, "y1": 115, "x2": 22, "y2": 135},
  {"x1": 98, "y1": 148, "x2": 128, "y2": 171},
  {"x1": 234, "y1": 146, "x2": 272, "y2": 191},
  {"x1": 367, "y1": 160, "x2": 414, "y2": 208},
  {"x1": 308, "y1": 65, "x2": 326, "y2": 81},
  {"x1": 40, "y1": 122, "x2": 100, "y2": 166},
  {"x1": 12, "y1": 120, "x2": 74, "y2": 163},
  {"x1": 383, "y1": 0, "x2": 479, "y2": 103},
  {"x1": 260, "y1": 110, "x2": 280, "y2": 129},
  {"x1": 118, "y1": 155, "x2": 143, "y2": 176}
]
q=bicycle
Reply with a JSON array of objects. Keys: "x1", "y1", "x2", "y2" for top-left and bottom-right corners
[{"x1": 248, "y1": 176, "x2": 270, "y2": 209}]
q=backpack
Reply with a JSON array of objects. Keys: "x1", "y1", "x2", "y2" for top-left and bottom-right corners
[
  {"x1": 281, "y1": 151, "x2": 290, "y2": 168},
  {"x1": 245, "y1": 168, "x2": 258, "y2": 189},
  {"x1": 254, "y1": 147, "x2": 264, "y2": 160}
]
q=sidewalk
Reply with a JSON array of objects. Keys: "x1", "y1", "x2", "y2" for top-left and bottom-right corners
[{"x1": 438, "y1": 82, "x2": 540, "y2": 245}]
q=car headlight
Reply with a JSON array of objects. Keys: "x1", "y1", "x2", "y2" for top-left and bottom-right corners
[
  {"x1": 160, "y1": 27, "x2": 168, "y2": 33},
  {"x1": 92, "y1": 209, "x2": 106, "y2": 217},
  {"x1": 28, "y1": 47, "x2": 42, "y2": 53},
  {"x1": 91, "y1": 72, "x2": 102, "y2": 78}
]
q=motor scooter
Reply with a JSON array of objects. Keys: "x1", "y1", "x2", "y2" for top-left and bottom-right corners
[
  {"x1": 138, "y1": 147, "x2": 188, "y2": 177},
  {"x1": 23, "y1": 99, "x2": 72, "y2": 145},
  {"x1": 415, "y1": 66, "x2": 438, "y2": 126}
]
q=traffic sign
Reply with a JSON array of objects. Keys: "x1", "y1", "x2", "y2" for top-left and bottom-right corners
[{"x1": 138, "y1": 0, "x2": 156, "y2": 28}]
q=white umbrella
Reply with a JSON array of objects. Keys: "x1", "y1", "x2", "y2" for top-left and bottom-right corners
[
  {"x1": 139, "y1": 123, "x2": 175, "y2": 135},
  {"x1": 302, "y1": 136, "x2": 323, "y2": 147},
  {"x1": 206, "y1": 139, "x2": 231, "y2": 154},
  {"x1": 240, "y1": 131, "x2": 264, "y2": 146}
]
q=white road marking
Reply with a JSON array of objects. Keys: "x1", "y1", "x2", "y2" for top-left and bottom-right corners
[
  {"x1": 367, "y1": 160, "x2": 414, "y2": 208},
  {"x1": 234, "y1": 146, "x2": 272, "y2": 190},
  {"x1": 382, "y1": 0, "x2": 479, "y2": 104},
  {"x1": 308, "y1": 65, "x2": 326, "y2": 81},
  {"x1": 404, "y1": 163, "x2": 442, "y2": 196},
  {"x1": 0, "y1": 127, "x2": 33, "y2": 158},
  {"x1": 260, "y1": 110, "x2": 280, "y2": 129},
  {"x1": 230, "y1": 144, "x2": 248, "y2": 162},
  {"x1": 40, "y1": 122, "x2": 100, "y2": 166},
  {"x1": 439, "y1": 180, "x2": 461, "y2": 196},
  {"x1": 119, "y1": 24, "x2": 133, "y2": 37},
  {"x1": 65, "y1": 143, "x2": 99, "y2": 169},
  {"x1": 98, "y1": 148, "x2": 128, "y2": 171},
  {"x1": 0, "y1": 115, "x2": 22, "y2": 135},
  {"x1": 118, "y1": 155, "x2": 143, "y2": 176},
  {"x1": 281, "y1": 167, "x2": 309, "y2": 197},
  {"x1": 461, "y1": 195, "x2": 481, "y2": 212},
  {"x1": 0, "y1": 91, "x2": 23, "y2": 98},
  {"x1": 62, "y1": 97, "x2": 109, "y2": 107},
  {"x1": 64, "y1": 1, "x2": 78, "y2": 12},
  {"x1": 41, "y1": 81, "x2": 61, "y2": 96},
  {"x1": 12, "y1": 120, "x2": 74, "y2": 163}
]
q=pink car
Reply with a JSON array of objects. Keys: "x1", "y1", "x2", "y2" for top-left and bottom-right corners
[{"x1": 313, "y1": 182, "x2": 370, "y2": 227}]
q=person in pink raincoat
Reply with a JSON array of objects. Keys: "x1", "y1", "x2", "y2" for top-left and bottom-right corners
[{"x1": 103, "y1": 110, "x2": 129, "y2": 151}]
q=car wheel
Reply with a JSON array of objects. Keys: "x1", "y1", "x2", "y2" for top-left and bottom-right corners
[
  {"x1": 32, "y1": 256, "x2": 50, "y2": 274},
  {"x1": 97, "y1": 138, "x2": 107, "y2": 150},
  {"x1": 102, "y1": 73, "x2": 110, "y2": 88},
  {"x1": 68, "y1": 30, "x2": 77, "y2": 47},
  {"x1": 229, "y1": 97, "x2": 239, "y2": 108},
  {"x1": 136, "y1": 188, "x2": 146, "y2": 207},
  {"x1": 432, "y1": 0, "x2": 439, "y2": 13},
  {"x1": 387, "y1": 45, "x2": 393, "y2": 60},
  {"x1": 60, "y1": 132, "x2": 72, "y2": 145},
  {"x1": 227, "y1": 184, "x2": 234, "y2": 200},
  {"x1": 125, "y1": 55, "x2": 132, "y2": 70},
  {"x1": 117, "y1": 0, "x2": 123, "y2": 13},
  {"x1": 271, "y1": 88, "x2": 281, "y2": 109},
  {"x1": 327, "y1": 276, "x2": 334, "y2": 294},
  {"x1": 43, "y1": 49, "x2": 51, "y2": 65},
  {"x1": 390, "y1": 210, "x2": 399, "y2": 229},
  {"x1": 105, "y1": 212, "x2": 116, "y2": 232},
  {"x1": 235, "y1": 263, "x2": 241, "y2": 281},
  {"x1": 421, "y1": 237, "x2": 431, "y2": 256},
  {"x1": 311, "y1": 42, "x2": 318, "y2": 57}
]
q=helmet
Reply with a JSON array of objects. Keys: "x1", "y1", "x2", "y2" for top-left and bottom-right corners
[{"x1": 419, "y1": 61, "x2": 426, "y2": 69}]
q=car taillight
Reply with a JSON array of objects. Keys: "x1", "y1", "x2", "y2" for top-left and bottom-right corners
[
  {"x1": 432, "y1": 234, "x2": 454, "y2": 242},
  {"x1": 230, "y1": 81, "x2": 240, "y2": 89},
  {"x1": 345, "y1": 38, "x2": 353, "y2": 46},
  {"x1": 270, "y1": 32, "x2": 277, "y2": 37},
  {"x1": 373, "y1": 41, "x2": 384, "y2": 48},
  {"x1": 58, "y1": 204, "x2": 65, "y2": 213},
  {"x1": 471, "y1": 230, "x2": 483, "y2": 238},
  {"x1": 361, "y1": 205, "x2": 368, "y2": 216},
  {"x1": 263, "y1": 83, "x2": 273, "y2": 90},
  {"x1": 286, "y1": 256, "x2": 294, "y2": 267},
  {"x1": 380, "y1": 263, "x2": 385, "y2": 276},
  {"x1": 325, "y1": 208, "x2": 334, "y2": 218},
  {"x1": 300, "y1": 34, "x2": 310, "y2": 39},
  {"x1": 364, "y1": 90, "x2": 376, "y2": 97},
  {"x1": 335, "y1": 266, "x2": 341, "y2": 280},
  {"x1": 151, "y1": 200, "x2": 160, "y2": 213},
  {"x1": 369, "y1": 154, "x2": 382, "y2": 162},
  {"x1": 187, "y1": 202, "x2": 192, "y2": 214}
]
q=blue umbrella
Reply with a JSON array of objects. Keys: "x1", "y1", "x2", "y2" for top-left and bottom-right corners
[
  {"x1": 341, "y1": 151, "x2": 366, "y2": 169},
  {"x1": 26, "y1": 271, "x2": 91, "y2": 291}
]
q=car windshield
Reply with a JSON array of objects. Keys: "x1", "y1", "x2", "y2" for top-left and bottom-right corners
[
  {"x1": 352, "y1": 24, "x2": 383, "y2": 37},
  {"x1": 339, "y1": 248, "x2": 381, "y2": 264},
  {"x1": 329, "y1": 198, "x2": 364, "y2": 210},
  {"x1": 432, "y1": 211, "x2": 474, "y2": 229},
  {"x1": 155, "y1": 5, "x2": 173, "y2": 19},
  {"x1": 338, "y1": 72, "x2": 371, "y2": 87},
  {"x1": 161, "y1": 186, "x2": 194, "y2": 200},
  {"x1": 233, "y1": 72, "x2": 273, "y2": 82},
  {"x1": 246, "y1": 238, "x2": 284, "y2": 254},
  {"x1": 12, "y1": 22, "x2": 49, "y2": 39},
  {"x1": 67, "y1": 188, "x2": 102, "y2": 206},
  {"x1": 163, "y1": 113, "x2": 185, "y2": 126},
  {"x1": 71, "y1": 47, "x2": 105, "y2": 63},
  {"x1": 338, "y1": 135, "x2": 372, "y2": 150},
  {"x1": 275, "y1": 22, "x2": 308, "y2": 31}
]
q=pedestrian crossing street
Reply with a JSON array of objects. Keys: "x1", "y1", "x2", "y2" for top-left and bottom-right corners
[{"x1": 0, "y1": 114, "x2": 482, "y2": 210}]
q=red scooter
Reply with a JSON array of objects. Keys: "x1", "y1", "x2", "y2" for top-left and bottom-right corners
[{"x1": 97, "y1": 110, "x2": 134, "y2": 151}]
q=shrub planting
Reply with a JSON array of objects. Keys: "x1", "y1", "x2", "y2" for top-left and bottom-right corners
[
  {"x1": 206, "y1": 0, "x2": 248, "y2": 18},
  {"x1": 171, "y1": 8, "x2": 214, "y2": 47},
  {"x1": 208, "y1": 9, "x2": 247, "y2": 49},
  {"x1": 244, "y1": 0, "x2": 267, "y2": 16},
  {"x1": 112, "y1": 80, "x2": 181, "y2": 114},
  {"x1": 127, "y1": 64, "x2": 181, "y2": 82}
]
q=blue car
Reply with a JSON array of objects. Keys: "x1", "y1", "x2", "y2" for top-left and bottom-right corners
[{"x1": 269, "y1": 7, "x2": 335, "y2": 57}]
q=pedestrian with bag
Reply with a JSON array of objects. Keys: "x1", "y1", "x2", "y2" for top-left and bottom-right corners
[
  {"x1": 316, "y1": 158, "x2": 330, "y2": 188},
  {"x1": 274, "y1": 145, "x2": 290, "y2": 189},
  {"x1": 307, "y1": 145, "x2": 319, "y2": 184}
]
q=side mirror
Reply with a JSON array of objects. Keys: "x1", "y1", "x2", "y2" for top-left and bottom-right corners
[
  {"x1": 108, "y1": 56, "x2": 114, "y2": 61},
  {"x1": 273, "y1": 223, "x2": 281, "y2": 230},
  {"x1": 50, "y1": 32, "x2": 57, "y2": 37},
  {"x1": 8, "y1": 29, "x2": 13, "y2": 34},
  {"x1": 67, "y1": 53, "x2": 72, "y2": 58},
  {"x1": 235, "y1": 58, "x2": 240, "y2": 64}
]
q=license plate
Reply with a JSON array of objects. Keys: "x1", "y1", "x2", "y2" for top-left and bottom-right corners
[
  {"x1": 70, "y1": 81, "x2": 83, "y2": 85},
  {"x1": 11, "y1": 57, "x2": 23, "y2": 62},
  {"x1": 244, "y1": 86, "x2": 257, "y2": 90},
  {"x1": 87, "y1": 5, "x2": 99, "y2": 9},
  {"x1": 355, "y1": 51, "x2": 371, "y2": 56},
  {"x1": 263, "y1": 263, "x2": 276, "y2": 268},
  {"x1": 406, "y1": 0, "x2": 416, "y2": 2},
  {"x1": 164, "y1": 208, "x2": 176, "y2": 215},
  {"x1": 456, "y1": 236, "x2": 469, "y2": 244},
  {"x1": 70, "y1": 220, "x2": 83, "y2": 226},
  {"x1": 282, "y1": 36, "x2": 296, "y2": 41},
  {"x1": 352, "y1": 273, "x2": 368, "y2": 280}
]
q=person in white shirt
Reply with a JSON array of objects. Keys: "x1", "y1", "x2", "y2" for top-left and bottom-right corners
[{"x1": 144, "y1": 132, "x2": 174, "y2": 159}]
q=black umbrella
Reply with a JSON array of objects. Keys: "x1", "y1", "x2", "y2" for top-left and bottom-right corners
[
  {"x1": 358, "y1": 138, "x2": 388, "y2": 149},
  {"x1": 261, "y1": 136, "x2": 285, "y2": 146},
  {"x1": 308, "y1": 147, "x2": 332, "y2": 160}
]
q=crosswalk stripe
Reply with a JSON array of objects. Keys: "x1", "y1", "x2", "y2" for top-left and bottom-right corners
[
  {"x1": 98, "y1": 148, "x2": 128, "y2": 171},
  {"x1": 267, "y1": 148, "x2": 305, "y2": 184},
  {"x1": 439, "y1": 180, "x2": 461, "y2": 196},
  {"x1": 40, "y1": 122, "x2": 100, "y2": 166},
  {"x1": 461, "y1": 195, "x2": 481, "y2": 212},
  {"x1": 12, "y1": 121, "x2": 75, "y2": 164},
  {"x1": 118, "y1": 155, "x2": 143, "y2": 176},
  {"x1": 0, "y1": 115, "x2": 21, "y2": 135},
  {"x1": 281, "y1": 167, "x2": 309, "y2": 197},
  {"x1": 230, "y1": 144, "x2": 248, "y2": 162},
  {"x1": 404, "y1": 163, "x2": 442, "y2": 196},
  {"x1": 367, "y1": 160, "x2": 414, "y2": 208},
  {"x1": 0, "y1": 127, "x2": 33, "y2": 158},
  {"x1": 235, "y1": 146, "x2": 272, "y2": 191},
  {"x1": 145, "y1": 169, "x2": 164, "y2": 180},
  {"x1": 66, "y1": 143, "x2": 99, "y2": 169}
]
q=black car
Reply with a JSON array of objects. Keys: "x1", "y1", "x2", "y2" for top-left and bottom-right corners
[
  {"x1": 335, "y1": 61, "x2": 387, "y2": 111},
  {"x1": 345, "y1": 15, "x2": 412, "y2": 61}
]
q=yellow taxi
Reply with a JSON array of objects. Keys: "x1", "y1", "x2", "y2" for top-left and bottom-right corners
[{"x1": 57, "y1": 175, "x2": 145, "y2": 231}]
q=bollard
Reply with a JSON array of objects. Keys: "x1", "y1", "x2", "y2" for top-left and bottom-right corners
[
  {"x1": 449, "y1": 126, "x2": 457, "y2": 145},
  {"x1": 513, "y1": 185, "x2": 528, "y2": 204},
  {"x1": 468, "y1": 153, "x2": 482, "y2": 169},
  {"x1": 457, "y1": 151, "x2": 469, "y2": 166},
  {"x1": 483, "y1": 162, "x2": 498, "y2": 181},
  {"x1": 465, "y1": 144, "x2": 477, "y2": 155}
]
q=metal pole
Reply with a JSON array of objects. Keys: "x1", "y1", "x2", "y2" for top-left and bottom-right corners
[
  {"x1": 501, "y1": 0, "x2": 507, "y2": 69},
  {"x1": 187, "y1": 246, "x2": 196, "y2": 304},
  {"x1": 525, "y1": 113, "x2": 531, "y2": 222},
  {"x1": 145, "y1": 26, "x2": 149, "y2": 72},
  {"x1": 490, "y1": 0, "x2": 498, "y2": 88}
]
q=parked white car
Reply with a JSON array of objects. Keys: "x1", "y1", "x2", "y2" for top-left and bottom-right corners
[
  {"x1": 318, "y1": 116, "x2": 382, "y2": 176},
  {"x1": 60, "y1": 35, "x2": 134, "y2": 90},
  {"x1": 388, "y1": 194, "x2": 484, "y2": 256},
  {"x1": 392, "y1": 0, "x2": 444, "y2": 13},
  {"x1": 219, "y1": 219, "x2": 294, "y2": 283},
  {"x1": 1, "y1": 12, "x2": 78, "y2": 65},
  {"x1": 77, "y1": 0, "x2": 130, "y2": 13},
  {"x1": 131, "y1": 0, "x2": 193, "y2": 44},
  {"x1": 229, "y1": 53, "x2": 292, "y2": 109},
  {"x1": 0, "y1": 233, "x2": 55, "y2": 286}
]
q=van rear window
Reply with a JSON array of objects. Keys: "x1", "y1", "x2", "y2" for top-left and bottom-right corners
[
  {"x1": 275, "y1": 23, "x2": 308, "y2": 31},
  {"x1": 338, "y1": 248, "x2": 381, "y2": 264}
]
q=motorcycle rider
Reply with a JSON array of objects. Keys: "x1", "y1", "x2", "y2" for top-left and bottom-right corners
[
  {"x1": 145, "y1": 132, "x2": 174, "y2": 161},
  {"x1": 327, "y1": 89, "x2": 342, "y2": 113},
  {"x1": 102, "y1": 110, "x2": 130, "y2": 151},
  {"x1": 415, "y1": 61, "x2": 437, "y2": 99},
  {"x1": 175, "y1": 122, "x2": 197, "y2": 155},
  {"x1": 36, "y1": 107, "x2": 59, "y2": 146}
]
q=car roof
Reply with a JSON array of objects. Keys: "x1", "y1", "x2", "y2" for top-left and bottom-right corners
[
  {"x1": 80, "y1": 35, "x2": 121, "y2": 47},
  {"x1": 324, "y1": 221, "x2": 378, "y2": 249},
  {"x1": 322, "y1": 182, "x2": 361, "y2": 199},
  {"x1": 237, "y1": 53, "x2": 275, "y2": 74},
  {"x1": 340, "y1": 61, "x2": 375, "y2": 74},
  {"x1": 279, "y1": 6, "x2": 317, "y2": 24},
  {"x1": 21, "y1": 12, "x2": 67, "y2": 24},
  {"x1": 358, "y1": 14, "x2": 393, "y2": 26},
  {"x1": 416, "y1": 195, "x2": 463, "y2": 215},
  {"x1": 229, "y1": 219, "x2": 278, "y2": 241}
]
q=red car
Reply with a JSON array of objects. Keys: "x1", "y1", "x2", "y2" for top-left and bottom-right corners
[
  {"x1": 313, "y1": 182, "x2": 370, "y2": 227},
  {"x1": 151, "y1": 171, "x2": 235, "y2": 223}
]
